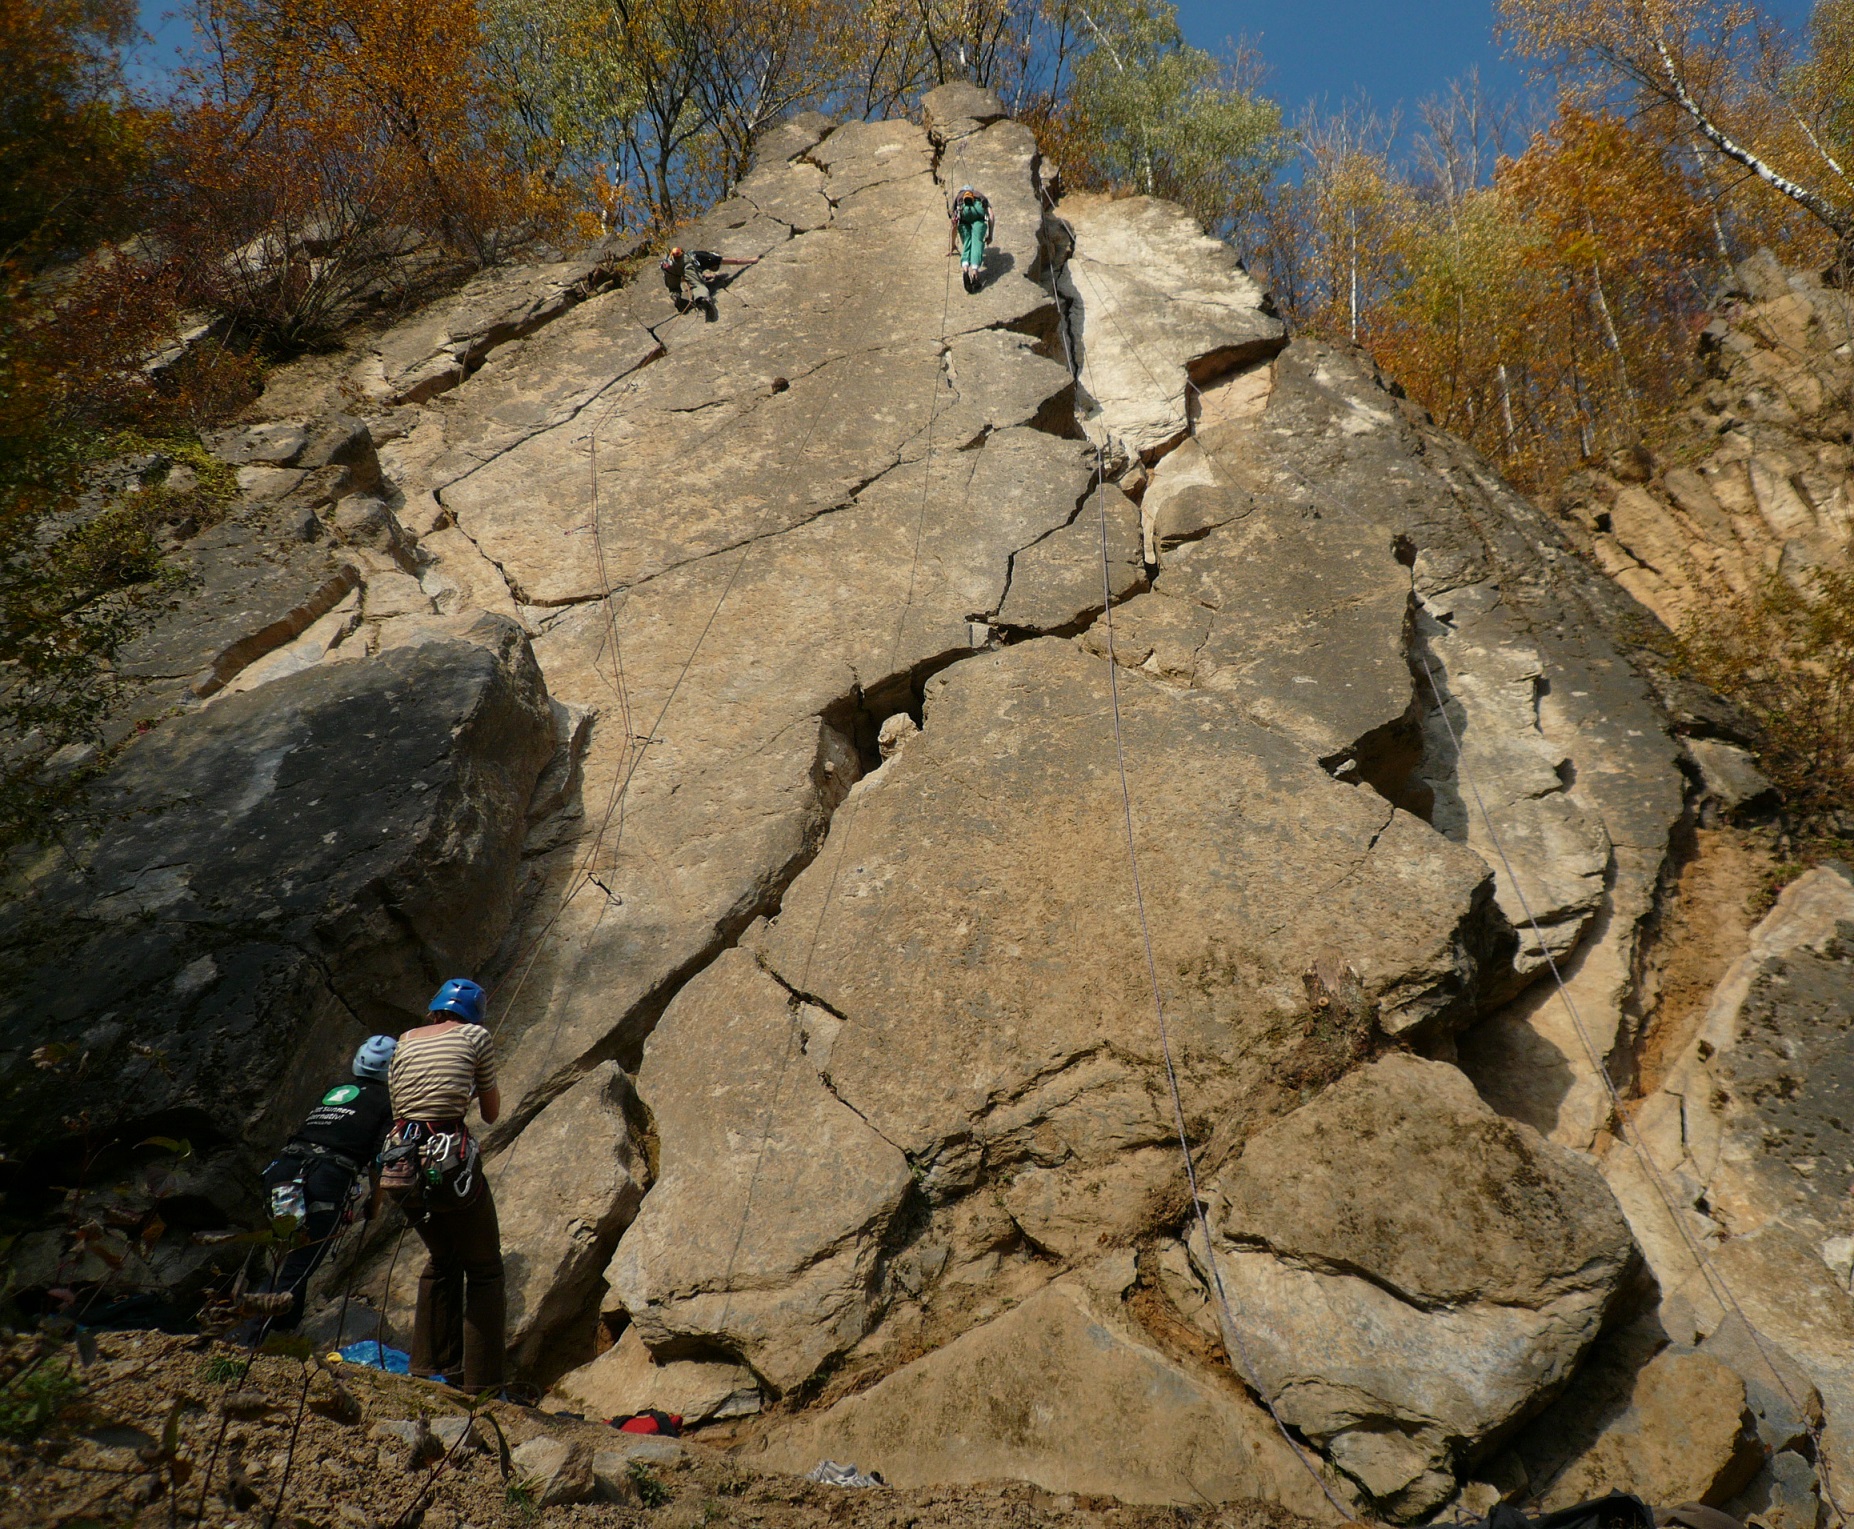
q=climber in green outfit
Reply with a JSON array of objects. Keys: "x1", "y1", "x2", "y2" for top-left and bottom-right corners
[{"x1": 948, "y1": 186, "x2": 993, "y2": 293}]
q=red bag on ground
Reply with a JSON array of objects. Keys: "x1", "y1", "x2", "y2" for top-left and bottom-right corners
[{"x1": 614, "y1": 1410, "x2": 683, "y2": 1437}]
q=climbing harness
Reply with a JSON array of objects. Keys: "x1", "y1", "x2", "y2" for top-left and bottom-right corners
[{"x1": 380, "y1": 1120, "x2": 481, "y2": 1214}]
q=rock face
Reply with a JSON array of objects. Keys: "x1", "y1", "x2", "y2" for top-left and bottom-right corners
[
  {"x1": 479, "y1": 105, "x2": 1695, "y2": 1514},
  {"x1": 21, "y1": 87, "x2": 1853, "y2": 1527},
  {"x1": 606, "y1": 950, "x2": 913, "y2": 1393},
  {"x1": 350, "y1": 245, "x2": 636, "y2": 406},
  {"x1": 496, "y1": 1061, "x2": 651, "y2": 1371},
  {"x1": 748, "y1": 1257, "x2": 1341, "y2": 1517},
  {"x1": 1620, "y1": 866, "x2": 1854, "y2": 1485},
  {"x1": 0, "y1": 613, "x2": 554, "y2": 1171},
  {"x1": 1199, "y1": 1055, "x2": 1635, "y2": 1518},
  {"x1": 1057, "y1": 192, "x2": 1285, "y2": 466},
  {"x1": 1519, "y1": 1346, "x2": 1764, "y2": 1511},
  {"x1": 554, "y1": 1325, "x2": 761, "y2": 1425},
  {"x1": 1554, "y1": 250, "x2": 1854, "y2": 632}
]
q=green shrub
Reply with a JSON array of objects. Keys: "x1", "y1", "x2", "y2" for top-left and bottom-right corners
[
  {"x1": 0, "y1": 1358, "x2": 83, "y2": 1442},
  {"x1": 628, "y1": 1460, "x2": 670, "y2": 1508},
  {"x1": 201, "y1": 1354, "x2": 246, "y2": 1384},
  {"x1": 1677, "y1": 568, "x2": 1854, "y2": 836}
]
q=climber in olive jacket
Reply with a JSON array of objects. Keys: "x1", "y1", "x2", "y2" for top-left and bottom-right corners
[{"x1": 660, "y1": 246, "x2": 759, "y2": 312}]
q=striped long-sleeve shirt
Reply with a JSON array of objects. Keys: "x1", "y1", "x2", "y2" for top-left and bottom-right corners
[{"x1": 388, "y1": 1023, "x2": 497, "y2": 1124}]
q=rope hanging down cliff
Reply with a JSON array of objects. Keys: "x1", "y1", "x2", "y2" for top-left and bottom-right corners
[
  {"x1": 1049, "y1": 229, "x2": 1356, "y2": 1522},
  {"x1": 1066, "y1": 238, "x2": 1842, "y2": 1524},
  {"x1": 486, "y1": 137, "x2": 972, "y2": 1057},
  {"x1": 363, "y1": 178, "x2": 960, "y2": 1360},
  {"x1": 713, "y1": 131, "x2": 974, "y2": 1340}
]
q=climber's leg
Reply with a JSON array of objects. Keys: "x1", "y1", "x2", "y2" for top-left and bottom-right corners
[
  {"x1": 454, "y1": 1184, "x2": 506, "y2": 1394},
  {"x1": 961, "y1": 220, "x2": 986, "y2": 287},
  {"x1": 410, "y1": 1209, "x2": 465, "y2": 1382}
]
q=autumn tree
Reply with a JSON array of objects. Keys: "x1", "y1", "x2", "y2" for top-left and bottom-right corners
[
  {"x1": 0, "y1": 0, "x2": 147, "y2": 266},
  {"x1": 1394, "y1": 109, "x2": 1710, "y2": 485},
  {"x1": 1500, "y1": 0, "x2": 1854, "y2": 253},
  {"x1": 1035, "y1": 1, "x2": 1282, "y2": 236},
  {"x1": 479, "y1": 0, "x2": 640, "y2": 213},
  {"x1": 1265, "y1": 101, "x2": 1405, "y2": 342},
  {"x1": 0, "y1": 0, "x2": 252, "y2": 837},
  {"x1": 161, "y1": 0, "x2": 572, "y2": 345}
]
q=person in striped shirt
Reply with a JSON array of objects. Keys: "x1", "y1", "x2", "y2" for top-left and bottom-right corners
[{"x1": 387, "y1": 978, "x2": 505, "y2": 1393}]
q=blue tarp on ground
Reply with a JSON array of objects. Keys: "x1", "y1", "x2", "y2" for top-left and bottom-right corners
[{"x1": 338, "y1": 1340, "x2": 411, "y2": 1373}]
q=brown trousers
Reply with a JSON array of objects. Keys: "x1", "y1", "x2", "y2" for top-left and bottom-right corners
[{"x1": 408, "y1": 1178, "x2": 506, "y2": 1393}]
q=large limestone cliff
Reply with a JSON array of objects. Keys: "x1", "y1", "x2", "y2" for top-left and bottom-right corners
[{"x1": 6, "y1": 84, "x2": 1851, "y2": 1529}]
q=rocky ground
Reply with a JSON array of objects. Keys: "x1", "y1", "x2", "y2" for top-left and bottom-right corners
[
  {"x1": 4, "y1": 82, "x2": 1852, "y2": 1529},
  {"x1": 0, "y1": 1330, "x2": 1318, "y2": 1529}
]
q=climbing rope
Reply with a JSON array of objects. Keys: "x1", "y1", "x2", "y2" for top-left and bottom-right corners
[
  {"x1": 374, "y1": 143, "x2": 973, "y2": 1426},
  {"x1": 713, "y1": 137, "x2": 970, "y2": 1336},
  {"x1": 486, "y1": 143, "x2": 966, "y2": 1057},
  {"x1": 1064, "y1": 225, "x2": 1842, "y2": 1517},
  {"x1": 477, "y1": 193, "x2": 949, "y2": 1192},
  {"x1": 1044, "y1": 224, "x2": 1356, "y2": 1517}
]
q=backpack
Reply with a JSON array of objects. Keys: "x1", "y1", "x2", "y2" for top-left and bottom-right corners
[{"x1": 613, "y1": 1410, "x2": 682, "y2": 1437}]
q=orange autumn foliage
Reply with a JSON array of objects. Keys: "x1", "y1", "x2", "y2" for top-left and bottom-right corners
[
  {"x1": 1367, "y1": 109, "x2": 1717, "y2": 490},
  {"x1": 159, "y1": 0, "x2": 574, "y2": 346}
]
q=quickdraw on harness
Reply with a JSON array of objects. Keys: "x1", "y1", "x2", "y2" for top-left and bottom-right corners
[
  {"x1": 380, "y1": 1120, "x2": 481, "y2": 1215},
  {"x1": 267, "y1": 1140, "x2": 371, "y2": 1225}
]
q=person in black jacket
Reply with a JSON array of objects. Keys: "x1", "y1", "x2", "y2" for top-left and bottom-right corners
[
  {"x1": 659, "y1": 246, "x2": 759, "y2": 313},
  {"x1": 237, "y1": 1036, "x2": 398, "y2": 1339}
]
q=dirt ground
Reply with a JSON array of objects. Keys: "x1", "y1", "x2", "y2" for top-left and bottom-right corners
[
  {"x1": 0, "y1": 1331, "x2": 1322, "y2": 1529},
  {"x1": 1633, "y1": 826, "x2": 1771, "y2": 1095}
]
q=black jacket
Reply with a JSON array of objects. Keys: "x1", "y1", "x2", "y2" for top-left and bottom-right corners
[{"x1": 287, "y1": 1077, "x2": 393, "y2": 1171}]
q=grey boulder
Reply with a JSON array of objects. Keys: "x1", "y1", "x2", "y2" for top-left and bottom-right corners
[
  {"x1": 0, "y1": 612, "x2": 554, "y2": 1167},
  {"x1": 1196, "y1": 1054, "x2": 1637, "y2": 1517}
]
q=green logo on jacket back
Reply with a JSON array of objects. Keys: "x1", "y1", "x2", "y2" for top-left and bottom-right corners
[{"x1": 322, "y1": 1084, "x2": 361, "y2": 1105}]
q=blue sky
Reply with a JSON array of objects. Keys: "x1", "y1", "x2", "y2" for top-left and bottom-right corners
[
  {"x1": 1177, "y1": 1, "x2": 1526, "y2": 118},
  {"x1": 131, "y1": 2, "x2": 1532, "y2": 100},
  {"x1": 134, "y1": 0, "x2": 1820, "y2": 116}
]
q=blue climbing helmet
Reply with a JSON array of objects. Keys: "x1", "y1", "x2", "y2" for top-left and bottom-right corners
[
  {"x1": 353, "y1": 1035, "x2": 398, "y2": 1080},
  {"x1": 428, "y1": 977, "x2": 487, "y2": 1025}
]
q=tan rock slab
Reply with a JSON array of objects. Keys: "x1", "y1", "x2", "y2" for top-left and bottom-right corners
[
  {"x1": 553, "y1": 1325, "x2": 760, "y2": 1424},
  {"x1": 604, "y1": 950, "x2": 912, "y2": 1393},
  {"x1": 747, "y1": 1266, "x2": 1344, "y2": 1516},
  {"x1": 496, "y1": 1061, "x2": 650, "y2": 1368},
  {"x1": 1058, "y1": 193, "x2": 1285, "y2": 463},
  {"x1": 1537, "y1": 1351, "x2": 1763, "y2": 1509}
]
